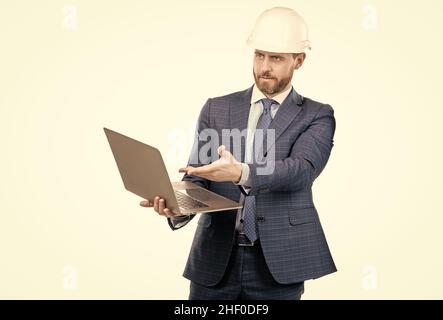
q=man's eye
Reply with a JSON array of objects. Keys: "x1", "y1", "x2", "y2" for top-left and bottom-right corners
[{"x1": 272, "y1": 56, "x2": 282, "y2": 61}]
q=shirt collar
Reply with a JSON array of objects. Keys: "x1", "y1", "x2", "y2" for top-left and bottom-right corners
[{"x1": 250, "y1": 83, "x2": 293, "y2": 106}]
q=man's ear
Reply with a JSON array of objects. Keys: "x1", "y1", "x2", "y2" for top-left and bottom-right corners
[{"x1": 294, "y1": 53, "x2": 306, "y2": 70}]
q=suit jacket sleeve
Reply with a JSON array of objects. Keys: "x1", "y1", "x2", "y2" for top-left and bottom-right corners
[
  {"x1": 167, "y1": 98, "x2": 212, "y2": 230},
  {"x1": 247, "y1": 104, "x2": 336, "y2": 195}
]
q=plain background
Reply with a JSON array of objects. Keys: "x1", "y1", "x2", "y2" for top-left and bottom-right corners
[{"x1": 1, "y1": 0, "x2": 442, "y2": 299}]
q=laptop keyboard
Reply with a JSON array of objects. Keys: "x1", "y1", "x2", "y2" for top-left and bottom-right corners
[{"x1": 175, "y1": 190, "x2": 209, "y2": 210}]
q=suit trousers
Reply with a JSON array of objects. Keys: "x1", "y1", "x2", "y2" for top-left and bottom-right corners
[{"x1": 189, "y1": 240, "x2": 305, "y2": 300}]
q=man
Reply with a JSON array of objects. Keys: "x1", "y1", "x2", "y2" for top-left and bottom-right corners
[{"x1": 140, "y1": 7, "x2": 337, "y2": 300}]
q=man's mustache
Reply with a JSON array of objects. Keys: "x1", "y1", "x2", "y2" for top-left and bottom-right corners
[{"x1": 259, "y1": 74, "x2": 276, "y2": 79}]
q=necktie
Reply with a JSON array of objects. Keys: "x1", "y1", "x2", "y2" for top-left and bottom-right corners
[{"x1": 243, "y1": 98, "x2": 277, "y2": 242}]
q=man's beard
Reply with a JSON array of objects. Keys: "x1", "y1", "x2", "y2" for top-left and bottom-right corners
[{"x1": 253, "y1": 70, "x2": 293, "y2": 95}]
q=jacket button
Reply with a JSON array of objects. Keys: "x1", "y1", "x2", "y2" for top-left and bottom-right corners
[{"x1": 257, "y1": 216, "x2": 265, "y2": 222}]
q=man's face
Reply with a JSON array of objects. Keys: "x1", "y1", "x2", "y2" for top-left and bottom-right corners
[{"x1": 253, "y1": 49, "x2": 304, "y2": 96}]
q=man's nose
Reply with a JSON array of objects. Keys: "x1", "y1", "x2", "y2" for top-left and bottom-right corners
[{"x1": 261, "y1": 57, "x2": 272, "y2": 73}]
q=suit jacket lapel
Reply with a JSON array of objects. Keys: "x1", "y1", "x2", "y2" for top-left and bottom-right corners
[
  {"x1": 229, "y1": 86, "x2": 253, "y2": 162},
  {"x1": 264, "y1": 88, "x2": 304, "y2": 156}
]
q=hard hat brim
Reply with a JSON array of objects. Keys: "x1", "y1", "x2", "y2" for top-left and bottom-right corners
[{"x1": 246, "y1": 38, "x2": 311, "y2": 54}]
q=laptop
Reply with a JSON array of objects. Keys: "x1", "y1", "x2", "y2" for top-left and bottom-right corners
[{"x1": 104, "y1": 127, "x2": 243, "y2": 215}]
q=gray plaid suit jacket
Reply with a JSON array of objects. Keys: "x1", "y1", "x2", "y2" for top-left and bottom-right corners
[{"x1": 168, "y1": 85, "x2": 337, "y2": 286}]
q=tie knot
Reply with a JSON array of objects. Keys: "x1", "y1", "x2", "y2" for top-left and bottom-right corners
[{"x1": 261, "y1": 98, "x2": 277, "y2": 113}]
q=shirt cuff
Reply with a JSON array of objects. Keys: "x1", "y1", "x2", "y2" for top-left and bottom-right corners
[
  {"x1": 169, "y1": 215, "x2": 191, "y2": 228},
  {"x1": 234, "y1": 163, "x2": 252, "y2": 195}
]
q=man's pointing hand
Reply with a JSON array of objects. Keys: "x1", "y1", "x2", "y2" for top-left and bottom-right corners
[{"x1": 179, "y1": 145, "x2": 243, "y2": 183}]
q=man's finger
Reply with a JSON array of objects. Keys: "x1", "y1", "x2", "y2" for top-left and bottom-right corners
[
  {"x1": 164, "y1": 208, "x2": 178, "y2": 218},
  {"x1": 159, "y1": 198, "x2": 166, "y2": 215},
  {"x1": 217, "y1": 145, "x2": 226, "y2": 156},
  {"x1": 153, "y1": 196, "x2": 159, "y2": 212},
  {"x1": 189, "y1": 164, "x2": 215, "y2": 176},
  {"x1": 179, "y1": 166, "x2": 194, "y2": 173},
  {"x1": 140, "y1": 200, "x2": 152, "y2": 207},
  {"x1": 180, "y1": 164, "x2": 216, "y2": 176}
]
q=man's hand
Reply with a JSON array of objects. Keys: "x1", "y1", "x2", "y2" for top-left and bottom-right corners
[
  {"x1": 179, "y1": 145, "x2": 242, "y2": 183},
  {"x1": 139, "y1": 196, "x2": 184, "y2": 218}
]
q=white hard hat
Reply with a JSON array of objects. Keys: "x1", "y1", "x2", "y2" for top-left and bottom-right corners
[{"x1": 246, "y1": 7, "x2": 311, "y2": 54}]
